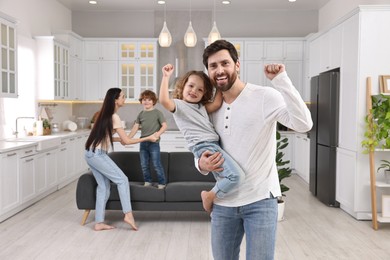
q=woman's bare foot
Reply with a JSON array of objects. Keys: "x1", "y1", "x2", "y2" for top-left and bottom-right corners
[
  {"x1": 124, "y1": 212, "x2": 138, "y2": 231},
  {"x1": 201, "y1": 190, "x2": 215, "y2": 214},
  {"x1": 94, "y1": 222, "x2": 115, "y2": 231}
]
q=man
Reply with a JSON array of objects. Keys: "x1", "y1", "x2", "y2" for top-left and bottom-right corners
[{"x1": 198, "y1": 40, "x2": 312, "y2": 260}]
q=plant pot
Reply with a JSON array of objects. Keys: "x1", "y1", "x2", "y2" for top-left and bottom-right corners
[
  {"x1": 43, "y1": 127, "x2": 51, "y2": 136},
  {"x1": 277, "y1": 200, "x2": 285, "y2": 222},
  {"x1": 385, "y1": 170, "x2": 390, "y2": 184}
]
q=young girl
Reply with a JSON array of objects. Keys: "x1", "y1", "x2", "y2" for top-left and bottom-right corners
[
  {"x1": 159, "y1": 64, "x2": 245, "y2": 213},
  {"x1": 85, "y1": 88, "x2": 157, "y2": 231}
]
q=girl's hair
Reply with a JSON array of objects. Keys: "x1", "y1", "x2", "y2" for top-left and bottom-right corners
[
  {"x1": 203, "y1": 39, "x2": 239, "y2": 69},
  {"x1": 173, "y1": 71, "x2": 213, "y2": 105},
  {"x1": 139, "y1": 90, "x2": 158, "y2": 105},
  {"x1": 85, "y1": 88, "x2": 122, "y2": 151}
]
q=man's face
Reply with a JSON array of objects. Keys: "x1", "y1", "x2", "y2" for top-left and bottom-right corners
[{"x1": 207, "y1": 49, "x2": 239, "y2": 92}]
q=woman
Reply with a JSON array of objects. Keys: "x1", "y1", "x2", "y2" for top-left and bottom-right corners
[{"x1": 85, "y1": 88, "x2": 157, "y2": 231}]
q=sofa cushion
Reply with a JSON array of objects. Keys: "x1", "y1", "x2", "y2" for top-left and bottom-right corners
[
  {"x1": 108, "y1": 182, "x2": 165, "y2": 202},
  {"x1": 109, "y1": 151, "x2": 169, "y2": 182},
  {"x1": 165, "y1": 182, "x2": 215, "y2": 202},
  {"x1": 168, "y1": 152, "x2": 216, "y2": 182}
]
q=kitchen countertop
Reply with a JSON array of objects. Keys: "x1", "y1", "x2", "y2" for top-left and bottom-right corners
[{"x1": 0, "y1": 129, "x2": 91, "y2": 153}]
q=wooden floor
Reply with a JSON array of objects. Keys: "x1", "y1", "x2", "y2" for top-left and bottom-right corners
[{"x1": 1, "y1": 174, "x2": 390, "y2": 260}]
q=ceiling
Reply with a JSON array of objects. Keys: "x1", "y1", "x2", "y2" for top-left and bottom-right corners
[{"x1": 57, "y1": 0, "x2": 331, "y2": 12}]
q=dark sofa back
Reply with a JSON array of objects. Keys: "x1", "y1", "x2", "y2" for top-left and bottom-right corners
[
  {"x1": 108, "y1": 152, "x2": 169, "y2": 182},
  {"x1": 168, "y1": 152, "x2": 215, "y2": 182}
]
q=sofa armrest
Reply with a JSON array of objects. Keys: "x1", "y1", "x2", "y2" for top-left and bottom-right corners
[{"x1": 76, "y1": 172, "x2": 97, "y2": 209}]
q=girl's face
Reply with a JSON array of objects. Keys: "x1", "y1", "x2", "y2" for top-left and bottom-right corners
[
  {"x1": 141, "y1": 97, "x2": 154, "y2": 111},
  {"x1": 182, "y1": 75, "x2": 205, "y2": 104},
  {"x1": 115, "y1": 91, "x2": 126, "y2": 108}
]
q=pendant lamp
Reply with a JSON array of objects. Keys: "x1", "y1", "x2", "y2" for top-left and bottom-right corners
[
  {"x1": 184, "y1": 0, "x2": 197, "y2": 47},
  {"x1": 208, "y1": 0, "x2": 221, "y2": 44},
  {"x1": 158, "y1": 3, "x2": 172, "y2": 47}
]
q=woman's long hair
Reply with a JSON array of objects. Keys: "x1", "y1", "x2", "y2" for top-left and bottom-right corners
[{"x1": 85, "y1": 88, "x2": 122, "y2": 152}]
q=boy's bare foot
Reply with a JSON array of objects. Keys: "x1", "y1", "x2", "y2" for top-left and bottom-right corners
[
  {"x1": 124, "y1": 212, "x2": 138, "y2": 231},
  {"x1": 201, "y1": 190, "x2": 215, "y2": 214},
  {"x1": 94, "y1": 222, "x2": 115, "y2": 231}
]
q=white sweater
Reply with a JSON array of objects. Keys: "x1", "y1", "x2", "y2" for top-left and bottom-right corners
[{"x1": 209, "y1": 71, "x2": 312, "y2": 207}]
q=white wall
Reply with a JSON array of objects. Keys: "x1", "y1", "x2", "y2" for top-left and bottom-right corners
[
  {"x1": 318, "y1": 0, "x2": 390, "y2": 30},
  {"x1": 0, "y1": 0, "x2": 71, "y2": 139}
]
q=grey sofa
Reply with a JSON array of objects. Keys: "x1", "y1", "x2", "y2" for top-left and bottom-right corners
[{"x1": 76, "y1": 151, "x2": 215, "y2": 225}]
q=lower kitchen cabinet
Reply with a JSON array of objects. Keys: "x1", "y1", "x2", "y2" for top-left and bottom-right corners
[
  {"x1": 1, "y1": 149, "x2": 20, "y2": 214},
  {"x1": 113, "y1": 131, "x2": 189, "y2": 152},
  {"x1": 0, "y1": 132, "x2": 89, "y2": 222},
  {"x1": 294, "y1": 133, "x2": 310, "y2": 183}
]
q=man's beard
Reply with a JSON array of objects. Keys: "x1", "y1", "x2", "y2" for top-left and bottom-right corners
[{"x1": 213, "y1": 71, "x2": 238, "y2": 92}]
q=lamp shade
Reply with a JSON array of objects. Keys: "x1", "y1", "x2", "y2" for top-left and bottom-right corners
[
  {"x1": 184, "y1": 21, "x2": 197, "y2": 47},
  {"x1": 208, "y1": 21, "x2": 221, "y2": 45},
  {"x1": 158, "y1": 21, "x2": 172, "y2": 47}
]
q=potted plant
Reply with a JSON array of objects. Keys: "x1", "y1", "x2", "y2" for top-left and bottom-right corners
[
  {"x1": 362, "y1": 94, "x2": 390, "y2": 153},
  {"x1": 377, "y1": 159, "x2": 390, "y2": 184},
  {"x1": 43, "y1": 119, "x2": 51, "y2": 135},
  {"x1": 276, "y1": 130, "x2": 292, "y2": 221}
]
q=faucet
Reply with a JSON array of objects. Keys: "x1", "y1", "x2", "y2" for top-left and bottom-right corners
[{"x1": 15, "y1": 117, "x2": 35, "y2": 138}]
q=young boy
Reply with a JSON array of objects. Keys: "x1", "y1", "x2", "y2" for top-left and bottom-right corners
[{"x1": 127, "y1": 90, "x2": 168, "y2": 189}]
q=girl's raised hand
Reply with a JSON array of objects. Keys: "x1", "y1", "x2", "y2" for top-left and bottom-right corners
[{"x1": 162, "y1": 64, "x2": 174, "y2": 77}]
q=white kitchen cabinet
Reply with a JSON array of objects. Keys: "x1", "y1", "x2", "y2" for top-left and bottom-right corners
[
  {"x1": 294, "y1": 133, "x2": 310, "y2": 183},
  {"x1": 57, "y1": 141, "x2": 68, "y2": 183},
  {"x1": 309, "y1": 24, "x2": 343, "y2": 77},
  {"x1": 53, "y1": 32, "x2": 84, "y2": 100},
  {"x1": 0, "y1": 15, "x2": 17, "y2": 98},
  {"x1": 84, "y1": 60, "x2": 118, "y2": 100},
  {"x1": 113, "y1": 131, "x2": 188, "y2": 152},
  {"x1": 1, "y1": 150, "x2": 20, "y2": 213},
  {"x1": 160, "y1": 131, "x2": 189, "y2": 152},
  {"x1": 84, "y1": 40, "x2": 118, "y2": 61},
  {"x1": 35, "y1": 36, "x2": 69, "y2": 100},
  {"x1": 84, "y1": 40, "x2": 119, "y2": 100},
  {"x1": 264, "y1": 41, "x2": 303, "y2": 61},
  {"x1": 69, "y1": 34, "x2": 84, "y2": 100},
  {"x1": 19, "y1": 148, "x2": 37, "y2": 203},
  {"x1": 118, "y1": 40, "x2": 157, "y2": 101},
  {"x1": 74, "y1": 134, "x2": 88, "y2": 175},
  {"x1": 336, "y1": 148, "x2": 356, "y2": 217},
  {"x1": 35, "y1": 148, "x2": 57, "y2": 195},
  {"x1": 240, "y1": 39, "x2": 304, "y2": 97}
]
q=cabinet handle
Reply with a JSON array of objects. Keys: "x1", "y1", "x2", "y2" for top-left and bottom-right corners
[
  {"x1": 70, "y1": 138, "x2": 75, "y2": 141},
  {"x1": 25, "y1": 150, "x2": 33, "y2": 154},
  {"x1": 7, "y1": 152, "x2": 17, "y2": 157},
  {"x1": 60, "y1": 148, "x2": 67, "y2": 151},
  {"x1": 25, "y1": 158, "x2": 34, "y2": 162}
]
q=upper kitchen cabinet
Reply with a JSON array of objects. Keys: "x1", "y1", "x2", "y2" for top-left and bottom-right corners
[
  {"x1": 309, "y1": 24, "x2": 343, "y2": 77},
  {"x1": 239, "y1": 38, "x2": 304, "y2": 98},
  {"x1": 84, "y1": 40, "x2": 118, "y2": 61},
  {"x1": 53, "y1": 32, "x2": 84, "y2": 100},
  {"x1": 35, "y1": 36, "x2": 69, "y2": 100},
  {"x1": 118, "y1": 40, "x2": 157, "y2": 101},
  {"x1": 84, "y1": 39, "x2": 119, "y2": 100},
  {"x1": 0, "y1": 14, "x2": 17, "y2": 98}
]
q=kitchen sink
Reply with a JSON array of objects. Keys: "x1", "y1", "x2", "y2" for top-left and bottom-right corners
[{"x1": 6, "y1": 135, "x2": 62, "y2": 151}]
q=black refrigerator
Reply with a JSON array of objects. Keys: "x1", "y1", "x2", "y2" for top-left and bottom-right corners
[{"x1": 309, "y1": 69, "x2": 340, "y2": 207}]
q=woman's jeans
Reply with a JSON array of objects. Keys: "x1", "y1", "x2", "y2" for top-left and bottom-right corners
[
  {"x1": 211, "y1": 197, "x2": 278, "y2": 260},
  {"x1": 85, "y1": 149, "x2": 132, "y2": 223},
  {"x1": 139, "y1": 142, "x2": 166, "y2": 185},
  {"x1": 191, "y1": 141, "x2": 244, "y2": 198}
]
